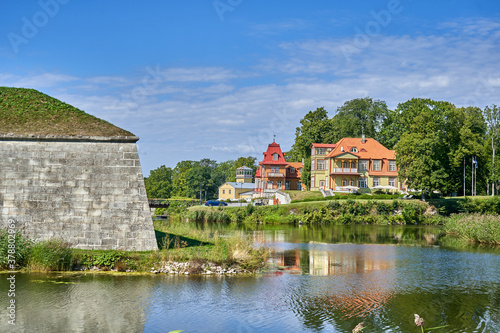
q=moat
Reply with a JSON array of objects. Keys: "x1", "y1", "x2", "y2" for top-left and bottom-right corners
[{"x1": 1, "y1": 224, "x2": 499, "y2": 332}]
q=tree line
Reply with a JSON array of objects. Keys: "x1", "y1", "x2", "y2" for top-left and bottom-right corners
[
  {"x1": 145, "y1": 97, "x2": 499, "y2": 198},
  {"x1": 287, "y1": 97, "x2": 500, "y2": 197},
  {"x1": 145, "y1": 157, "x2": 257, "y2": 199}
]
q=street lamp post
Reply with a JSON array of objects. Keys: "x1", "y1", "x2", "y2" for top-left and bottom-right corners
[{"x1": 240, "y1": 183, "x2": 243, "y2": 206}]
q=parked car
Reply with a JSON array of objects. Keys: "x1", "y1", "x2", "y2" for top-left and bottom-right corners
[{"x1": 204, "y1": 200, "x2": 228, "y2": 207}]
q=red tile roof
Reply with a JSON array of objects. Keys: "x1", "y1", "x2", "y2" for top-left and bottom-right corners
[
  {"x1": 326, "y1": 138, "x2": 395, "y2": 160},
  {"x1": 260, "y1": 142, "x2": 288, "y2": 165},
  {"x1": 311, "y1": 143, "x2": 337, "y2": 149},
  {"x1": 287, "y1": 162, "x2": 303, "y2": 169},
  {"x1": 255, "y1": 167, "x2": 261, "y2": 177}
]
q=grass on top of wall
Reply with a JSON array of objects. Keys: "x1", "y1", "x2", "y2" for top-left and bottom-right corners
[{"x1": 0, "y1": 87, "x2": 134, "y2": 137}]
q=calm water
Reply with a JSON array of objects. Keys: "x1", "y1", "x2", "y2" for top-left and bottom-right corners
[{"x1": 1, "y1": 225, "x2": 499, "y2": 333}]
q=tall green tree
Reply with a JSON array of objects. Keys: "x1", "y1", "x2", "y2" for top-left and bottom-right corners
[
  {"x1": 185, "y1": 158, "x2": 220, "y2": 200},
  {"x1": 395, "y1": 99, "x2": 455, "y2": 196},
  {"x1": 289, "y1": 107, "x2": 334, "y2": 161},
  {"x1": 451, "y1": 107, "x2": 486, "y2": 195},
  {"x1": 301, "y1": 157, "x2": 311, "y2": 190},
  {"x1": 144, "y1": 165, "x2": 173, "y2": 198},
  {"x1": 171, "y1": 160, "x2": 197, "y2": 197},
  {"x1": 394, "y1": 99, "x2": 487, "y2": 196},
  {"x1": 227, "y1": 156, "x2": 258, "y2": 181},
  {"x1": 331, "y1": 97, "x2": 389, "y2": 145},
  {"x1": 484, "y1": 104, "x2": 500, "y2": 195}
]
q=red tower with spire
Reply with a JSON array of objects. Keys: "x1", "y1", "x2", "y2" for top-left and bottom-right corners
[{"x1": 255, "y1": 141, "x2": 303, "y2": 192}]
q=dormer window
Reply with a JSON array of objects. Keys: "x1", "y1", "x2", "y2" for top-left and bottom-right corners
[
  {"x1": 273, "y1": 153, "x2": 278, "y2": 161},
  {"x1": 350, "y1": 147, "x2": 358, "y2": 153}
]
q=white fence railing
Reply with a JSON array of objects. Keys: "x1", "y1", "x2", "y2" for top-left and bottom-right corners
[
  {"x1": 334, "y1": 168, "x2": 357, "y2": 173},
  {"x1": 267, "y1": 172, "x2": 284, "y2": 177}
]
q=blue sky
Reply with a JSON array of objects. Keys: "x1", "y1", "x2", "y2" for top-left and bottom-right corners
[{"x1": 1, "y1": 1, "x2": 500, "y2": 175}]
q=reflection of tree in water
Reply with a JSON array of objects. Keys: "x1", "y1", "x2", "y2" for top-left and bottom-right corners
[
  {"x1": 295, "y1": 224, "x2": 444, "y2": 245},
  {"x1": 286, "y1": 273, "x2": 396, "y2": 332},
  {"x1": 288, "y1": 280, "x2": 500, "y2": 332}
]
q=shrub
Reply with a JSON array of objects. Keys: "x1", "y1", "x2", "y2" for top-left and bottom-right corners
[
  {"x1": 246, "y1": 203, "x2": 255, "y2": 215},
  {"x1": 166, "y1": 201, "x2": 188, "y2": 214},
  {"x1": 0, "y1": 230, "x2": 32, "y2": 269},
  {"x1": 76, "y1": 250, "x2": 129, "y2": 270},
  {"x1": 27, "y1": 239, "x2": 73, "y2": 271},
  {"x1": 376, "y1": 202, "x2": 392, "y2": 215}
]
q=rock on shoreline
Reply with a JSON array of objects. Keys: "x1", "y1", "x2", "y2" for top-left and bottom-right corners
[{"x1": 150, "y1": 261, "x2": 248, "y2": 275}]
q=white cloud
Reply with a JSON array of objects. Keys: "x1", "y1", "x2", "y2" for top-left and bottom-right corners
[
  {"x1": 249, "y1": 18, "x2": 310, "y2": 35},
  {"x1": 160, "y1": 67, "x2": 237, "y2": 82},
  {"x1": 4, "y1": 17, "x2": 499, "y2": 173},
  {"x1": 6, "y1": 73, "x2": 77, "y2": 89}
]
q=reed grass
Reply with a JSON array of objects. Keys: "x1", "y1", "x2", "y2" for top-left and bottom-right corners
[{"x1": 444, "y1": 213, "x2": 500, "y2": 244}]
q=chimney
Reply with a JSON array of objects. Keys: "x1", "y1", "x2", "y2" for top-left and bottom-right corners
[{"x1": 362, "y1": 133, "x2": 366, "y2": 143}]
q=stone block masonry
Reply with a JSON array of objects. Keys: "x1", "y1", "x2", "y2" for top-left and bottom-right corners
[{"x1": 0, "y1": 135, "x2": 158, "y2": 251}]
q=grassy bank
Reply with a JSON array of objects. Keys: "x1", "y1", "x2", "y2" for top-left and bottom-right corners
[
  {"x1": 183, "y1": 199, "x2": 435, "y2": 225},
  {"x1": 179, "y1": 196, "x2": 500, "y2": 244},
  {"x1": 443, "y1": 213, "x2": 500, "y2": 245},
  {"x1": 0, "y1": 221, "x2": 268, "y2": 273}
]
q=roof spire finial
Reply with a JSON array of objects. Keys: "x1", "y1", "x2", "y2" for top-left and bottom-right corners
[{"x1": 273, "y1": 134, "x2": 276, "y2": 143}]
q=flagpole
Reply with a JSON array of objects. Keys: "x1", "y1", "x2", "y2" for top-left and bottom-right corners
[
  {"x1": 475, "y1": 156, "x2": 477, "y2": 196},
  {"x1": 471, "y1": 158, "x2": 474, "y2": 196}
]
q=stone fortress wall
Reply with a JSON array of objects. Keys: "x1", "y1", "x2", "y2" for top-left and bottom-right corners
[{"x1": 0, "y1": 134, "x2": 158, "y2": 251}]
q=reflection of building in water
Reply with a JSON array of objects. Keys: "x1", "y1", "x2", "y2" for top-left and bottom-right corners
[
  {"x1": 309, "y1": 246, "x2": 393, "y2": 276},
  {"x1": 271, "y1": 249, "x2": 303, "y2": 273},
  {"x1": 269, "y1": 244, "x2": 395, "y2": 276},
  {"x1": 269, "y1": 245, "x2": 397, "y2": 319}
]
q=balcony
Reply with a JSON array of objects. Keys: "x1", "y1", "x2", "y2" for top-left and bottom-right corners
[
  {"x1": 331, "y1": 168, "x2": 358, "y2": 174},
  {"x1": 266, "y1": 172, "x2": 284, "y2": 177}
]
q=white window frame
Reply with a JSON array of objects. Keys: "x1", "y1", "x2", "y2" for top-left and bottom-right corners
[
  {"x1": 359, "y1": 160, "x2": 367, "y2": 171},
  {"x1": 373, "y1": 160, "x2": 380, "y2": 171},
  {"x1": 317, "y1": 160, "x2": 325, "y2": 170},
  {"x1": 316, "y1": 148, "x2": 325, "y2": 155},
  {"x1": 359, "y1": 177, "x2": 367, "y2": 188},
  {"x1": 389, "y1": 177, "x2": 396, "y2": 187},
  {"x1": 373, "y1": 177, "x2": 380, "y2": 187},
  {"x1": 389, "y1": 160, "x2": 396, "y2": 171}
]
